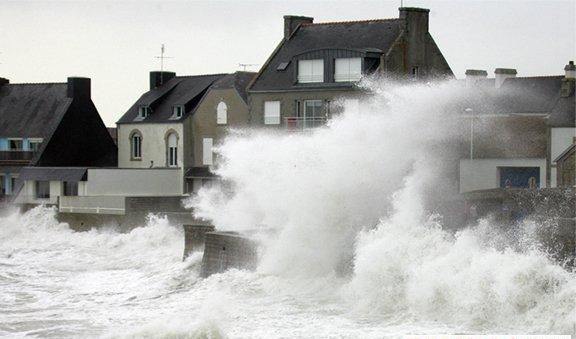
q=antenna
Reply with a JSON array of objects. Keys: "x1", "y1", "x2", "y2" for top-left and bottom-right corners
[
  {"x1": 155, "y1": 44, "x2": 173, "y2": 84},
  {"x1": 238, "y1": 63, "x2": 258, "y2": 71},
  {"x1": 401, "y1": 0, "x2": 404, "y2": 7}
]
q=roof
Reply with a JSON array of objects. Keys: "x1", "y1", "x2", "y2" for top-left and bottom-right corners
[
  {"x1": 554, "y1": 142, "x2": 575, "y2": 163},
  {"x1": 117, "y1": 72, "x2": 256, "y2": 124},
  {"x1": 456, "y1": 76, "x2": 572, "y2": 120},
  {"x1": 117, "y1": 74, "x2": 226, "y2": 124},
  {"x1": 210, "y1": 72, "x2": 257, "y2": 103},
  {"x1": 249, "y1": 19, "x2": 402, "y2": 91},
  {"x1": 0, "y1": 83, "x2": 72, "y2": 137},
  {"x1": 18, "y1": 167, "x2": 88, "y2": 181}
]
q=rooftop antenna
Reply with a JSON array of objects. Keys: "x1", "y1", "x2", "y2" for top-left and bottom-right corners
[
  {"x1": 238, "y1": 63, "x2": 258, "y2": 71},
  {"x1": 155, "y1": 44, "x2": 173, "y2": 84},
  {"x1": 401, "y1": 0, "x2": 404, "y2": 7}
]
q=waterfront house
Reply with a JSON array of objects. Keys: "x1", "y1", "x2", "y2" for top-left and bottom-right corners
[
  {"x1": 458, "y1": 61, "x2": 575, "y2": 193},
  {"x1": 0, "y1": 77, "x2": 116, "y2": 204},
  {"x1": 248, "y1": 7, "x2": 454, "y2": 130},
  {"x1": 116, "y1": 71, "x2": 255, "y2": 194}
]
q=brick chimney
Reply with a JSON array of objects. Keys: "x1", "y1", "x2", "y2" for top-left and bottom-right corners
[
  {"x1": 284, "y1": 15, "x2": 313, "y2": 40},
  {"x1": 494, "y1": 68, "x2": 517, "y2": 88},
  {"x1": 150, "y1": 71, "x2": 176, "y2": 90},
  {"x1": 465, "y1": 69, "x2": 487, "y2": 88},
  {"x1": 0, "y1": 77, "x2": 8, "y2": 87},
  {"x1": 67, "y1": 77, "x2": 91, "y2": 100}
]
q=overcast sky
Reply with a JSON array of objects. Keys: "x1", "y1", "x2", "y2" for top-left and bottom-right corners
[{"x1": 1, "y1": 0, "x2": 574, "y2": 126}]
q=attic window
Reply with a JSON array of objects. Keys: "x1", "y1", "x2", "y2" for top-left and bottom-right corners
[
  {"x1": 173, "y1": 105, "x2": 184, "y2": 118},
  {"x1": 298, "y1": 59, "x2": 324, "y2": 83},
  {"x1": 138, "y1": 106, "x2": 150, "y2": 118},
  {"x1": 277, "y1": 62, "x2": 290, "y2": 71},
  {"x1": 335, "y1": 58, "x2": 362, "y2": 82}
]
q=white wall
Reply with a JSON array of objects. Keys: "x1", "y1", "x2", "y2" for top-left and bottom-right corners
[
  {"x1": 86, "y1": 168, "x2": 182, "y2": 196},
  {"x1": 117, "y1": 123, "x2": 184, "y2": 169},
  {"x1": 550, "y1": 127, "x2": 576, "y2": 187},
  {"x1": 14, "y1": 180, "x2": 60, "y2": 205},
  {"x1": 460, "y1": 158, "x2": 546, "y2": 193}
]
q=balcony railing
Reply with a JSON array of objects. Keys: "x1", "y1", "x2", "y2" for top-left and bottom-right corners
[
  {"x1": 284, "y1": 117, "x2": 327, "y2": 130},
  {"x1": 0, "y1": 150, "x2": 35, "y2": 164}
]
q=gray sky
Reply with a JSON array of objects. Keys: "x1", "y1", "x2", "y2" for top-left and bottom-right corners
[{"x1": 1, "y1": 0, "x2": 574, "y2": 126}]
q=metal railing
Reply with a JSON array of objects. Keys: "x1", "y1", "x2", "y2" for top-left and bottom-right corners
[{"x1": 284, "y1": 117, "x2": 327, "y2": 130}]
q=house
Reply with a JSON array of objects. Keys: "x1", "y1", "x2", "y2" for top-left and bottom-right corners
[
  {"x1": 458, "y1": 61, "x2": 575, "y2": 193},
  {"x1": 0, "y1": 77, "x2": 117, "y2": 204},
  {"x1": 248, "y1": 7, "x2": 453, "y2": 130},
  {"x1": 116, "y1": 71, "x2": 255, "y2": 194},
  {"x1": 555, "y1": 138, "x2": 575, "y2": 188}
]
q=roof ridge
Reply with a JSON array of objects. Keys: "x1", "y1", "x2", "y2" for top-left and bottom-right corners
[
  {"x1": 302, "y1": 18, "x2": 400, "y2": 26},
  {"x1": 511, "y1": 75, "x2": 564, "y2": 79},
  {"x1": 5, "y1": 82, "x2": 66, "y2": 86},
  {"x1": 175, "y1": 73, "x2": 228, "y2": 79}
]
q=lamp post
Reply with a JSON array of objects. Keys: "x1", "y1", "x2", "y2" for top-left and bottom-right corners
[{"x1": 465, "y1": 108, "x2": 474, "y2": 160}]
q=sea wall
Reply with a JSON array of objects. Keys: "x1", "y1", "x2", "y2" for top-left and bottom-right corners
[
  {"x1": 200, "y1": 231, "x2": 258, "y2": 277},
  {"x1": 182, "y1": 224, "x2": 215, "y2": 259}
]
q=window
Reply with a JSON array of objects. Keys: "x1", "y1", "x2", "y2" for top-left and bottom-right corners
[
  {"x1": 264, "y1": 101, "x2": 281, "y2": 125},
  {"x1": 411, "y1": 66, "x2": 419, "y2": 79},
  {"x1": 499, "y1": 167, "x2": 540, "y2": 188},
  {"x1": 29, "y1": 139, "x2": 43, "y2": 152},
  {"x1": 35, "y1": 181, "x2": 50, "y2": 199},
  {"x1": 203, "y1": 138, "x2": 213, "y2": 165},
  {"x1": 167, "y1": 133, "x2": 178, "y2": 167},
  {"x1": 10, "y1": 177, "x2": 16, "y2": 194},
  {"x1": 298, "y1": 59, "x2": 324, "y2": 83},
  {"x1": 303, "y1": 100, "x2": 324, "y2": 118},
  {"x1": 217, "y1": 102, "x2": 227, "y2": 125},
  {"x1": 335, "y1": 58, "x2": 362, "y2": 82},
  {"x1": 131, "y1": 132, "x2": 142, "y2": 159},
  {"x1": 0, "y1": 175, "x2": 5, "y2": 195},
  {"x1": 8, "y1": 139, "x2": 23, "y2": 151},
  {"x1": 173, "y1": 105, "x2": 184, "y2": 118},
  {"x1": 63, "y1": 181, "x2": 78, "y2": 196},
  {"x1": 138, "y1": 106, "x2": 150, "y2": 118}
]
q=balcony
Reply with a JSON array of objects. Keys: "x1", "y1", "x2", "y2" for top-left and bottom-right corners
[
  {"x1": 0, "y1": 150, "x2": 35, "y2": 165},
  {"x1": 284, "y1": 117, "x2": 327, "y2": 130}
]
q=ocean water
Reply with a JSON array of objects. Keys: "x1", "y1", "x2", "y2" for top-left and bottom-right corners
[{"x1": 1, "y1": 81, "x2": 575, "y2": 338}]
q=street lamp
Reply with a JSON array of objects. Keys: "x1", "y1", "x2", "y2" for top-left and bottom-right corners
[{"x1": 465, "y1": 108, "x2": 474, "y2": 160}]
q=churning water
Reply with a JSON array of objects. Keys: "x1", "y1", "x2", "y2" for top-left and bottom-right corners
[{"x1": 1, "y1": 81, "x2": 575, "y2": 338}]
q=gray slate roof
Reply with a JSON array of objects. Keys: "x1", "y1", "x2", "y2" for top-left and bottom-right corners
[
  {"x1": 0, "y1": 83, "x2": 72, "y2": 137},
  {"x1": 457, "y1": 76, "x2": 574, "y2": 127},
  {"x1": 19, "y1": 167, "x2": 88, "y2": 181},
  {"x1": 117, "y1": 72, "x2": 256, "y2": 124},
  {"x1": 249, "y1": 19, "x2": 402, "y2": 91}
]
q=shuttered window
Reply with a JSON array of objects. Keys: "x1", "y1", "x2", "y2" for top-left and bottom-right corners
[{"x1": 203, "y1": 138, "x2": 213, "y2": 165}]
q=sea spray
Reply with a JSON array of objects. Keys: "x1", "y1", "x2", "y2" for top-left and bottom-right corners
[{"x1": 190, "y1": 79, "x2": 576, "y2": 334}]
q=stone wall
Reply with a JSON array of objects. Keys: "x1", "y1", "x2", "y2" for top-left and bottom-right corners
[
  {"x1": 182, "y1": 224, "x2": 215, "y2": 259},
  {"x1": 200, "y1": 231, "x2": 258, "y2": 277}
]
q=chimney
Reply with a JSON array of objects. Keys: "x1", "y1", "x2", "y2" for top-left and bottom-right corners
[
  {"x1": 284, "y1": 15, "x2": 313, "y2": 40},
  {"x1": 0, "y1": 77, "x2": 8, "y2": 88},
  {"x1": 399, "y1": 7, "x2": 429, "y2": 35},
  {"x1": 494, "y1": 68, "x2": 517, "y2": 88},
  {"x1": 150, "y1": 71, "x2": 176, "y2": 90},
  {"x1": 565, "y1": 60, "x2": 576, "y2": 79},
  {"x1": 465, "y1": 69, "x2": 487, "y2": 88},
  {"x1": 67, "y1": 77, "x2": 91, "y2": 100},
  {"x1": 561, "y1": 61, "x2": 575, "y2": 97}
]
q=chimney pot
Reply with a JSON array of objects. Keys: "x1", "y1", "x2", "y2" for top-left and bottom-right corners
[
  {"x1": 283, "y1": 15, "x2": 313, "y2": 40},
  {"x1": 465, "y1": 69, "x2": 487, "y2": 88},
  {"x1": 565, "y1": 60, "x2": 576, "y2": 79},
  {"x1": 494, "y1": 68, "x2": 517, "y2": 88},
  {"x1": 150, "y1": 71, "x2": 176, "y2": 90},
  {"x1": 67, "y1": 77, "x2": 91, "y2": 100}
]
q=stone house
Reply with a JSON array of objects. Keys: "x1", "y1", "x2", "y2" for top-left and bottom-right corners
[
  {"x1": 458, "y1": 61, "x2": 575, "y2": 193},
  {"x1": 0, "y1": 76, "x2": 117, "y2": 203},
  {"x1": 248, "y1": 7, "x2": 453, "y2": 130},
  {"x1": 116, "y1": 71, "x2": 255, "y2": 194}
]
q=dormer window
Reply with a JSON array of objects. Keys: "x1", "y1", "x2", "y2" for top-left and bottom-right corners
[
  {"x1": 173, "y1": 105, "x2": 184, "y2": 118},
  {"x1": 335, "y1": 58, "x2": 362, "y2": 82},
  {"x1": 138, "y1": 106, "x2": 150, "y2": 118},
  {"x1": 298, "y1": 59, "x2": 324, "y2": 83}
]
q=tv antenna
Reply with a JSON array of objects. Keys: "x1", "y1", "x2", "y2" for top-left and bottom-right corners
[
  {"x1": 239, "y1": 63, "x2": 258, "y2": 71},
  {"x1": 155, "y1": 44, "x2": 173, "y2": 83}
]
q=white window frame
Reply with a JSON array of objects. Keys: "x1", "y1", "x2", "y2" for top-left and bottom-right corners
[
  {"x1": 298, "y1": 59, "x2": 324, "y2": 83},
  {"x1": 217, "y1": 102, "x2": 227, "y2": 125},
  {"x1": 335, "y1": 57, "x2": 362, "y2": 82},
  {"x1": 131, "y1": 133, "x2": 142, "y2": 159},
  {"x1": 28, "y1": 138, "x2": 43, "y2": 152},
  {"x1": 138, "y1": 106, "x2": 150, "y2": 118},
  {"x1": 35, "y1": 180, "x2": 50, "y2": 199},
  {"x1": 203, "y1": 138, "x2": 213, "y2": 165},
  {"x1": 167, "y1": 133, "x2": 178, "y2": 167},
  {"x1": 264, "y1": 101, "x2": 281, "y2": 125},
  {"x1": 173, "y1": 105, "x2": 184, "y2": 118}
]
